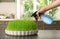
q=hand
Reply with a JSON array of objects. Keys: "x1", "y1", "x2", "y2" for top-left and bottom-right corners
[{"x1": 31, "y1": 11, "x2": 40, "y2": 22}]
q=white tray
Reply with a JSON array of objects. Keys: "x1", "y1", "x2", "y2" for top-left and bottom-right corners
[{"x1": 5, "y1": 30, "x2": 38, "y2": 36}]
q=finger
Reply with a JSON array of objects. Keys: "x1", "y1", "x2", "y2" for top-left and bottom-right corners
[
  {"x1": 35, "y1": 16, "x2": 40, "y2": 22},
  {"x1": 36, "y1": 11, "x2": 40, "y2": 17}
]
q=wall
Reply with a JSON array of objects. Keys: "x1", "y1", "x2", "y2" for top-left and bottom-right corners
[
  {"x1": 0, "y1": 2, "x2": 16, "y2": 14},
  {"x1": 0, "y1": 0, "x2": 15, "y2": 2}
]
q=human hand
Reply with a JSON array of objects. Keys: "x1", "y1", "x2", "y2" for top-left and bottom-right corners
[{"x1": 31, "y1": 11, "x2": 40, "y2": 22}]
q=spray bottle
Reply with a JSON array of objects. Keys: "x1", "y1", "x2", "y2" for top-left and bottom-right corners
[{"x1": 31, "y1": 11, "x2": 53, "y2": 24}]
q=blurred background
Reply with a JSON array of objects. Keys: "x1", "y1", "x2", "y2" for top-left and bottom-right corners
[
  {"x1": 0, "y1": 0, "x2": 60, "y2": 20},
  {"x1": 0, "y1": 0, "x2": 60, "y2": 30}
]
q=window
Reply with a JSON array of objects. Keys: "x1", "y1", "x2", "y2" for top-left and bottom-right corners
[
  {"x1": 22, "y1": 0, "x2": 33, "y2": 19},
  {"x1": 20, "y1": 0, "x2": 57, "y2": 20}
]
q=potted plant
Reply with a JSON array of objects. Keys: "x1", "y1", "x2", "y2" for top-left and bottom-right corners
[{"x1": 5, "y1": 20, "x2": 38, "y2": 36}]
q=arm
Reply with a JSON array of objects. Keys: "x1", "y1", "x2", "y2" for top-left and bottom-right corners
[
  {"x1": 35, "y1": 0, "x2": 60, "y2": 21},
  {"x1": 37, "y1": 0, "x2": 60, "y2": 14}
]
